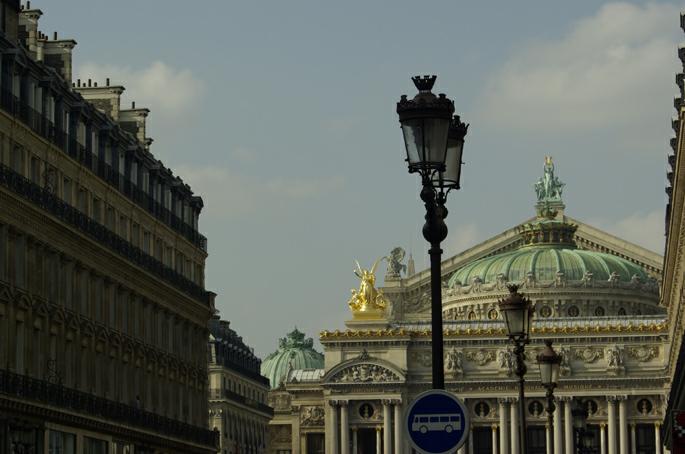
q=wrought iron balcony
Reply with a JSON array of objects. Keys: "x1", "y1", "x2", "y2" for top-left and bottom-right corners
[
  {"x1": 208, "y1": 388, "x2": 274, "y2": 417},
  {"x1": 0, "y1": 368, "x2": 219, "y2": 449},
  {"x1": 0, "y1": 163, "x2": 210, "y2": 305}
]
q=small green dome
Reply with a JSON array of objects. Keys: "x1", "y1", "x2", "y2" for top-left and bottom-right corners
[
  {"x1": 261, "y1": 328, "x2": 324, "y2": 389},
  {"x1": 448, "y1": 245, "x2": 649, "y2": 288}
]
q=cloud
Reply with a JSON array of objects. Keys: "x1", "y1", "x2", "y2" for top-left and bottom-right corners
[
  {"x1": 174, "y1": 164, "x2": 345, "y2": 220},
  {"x1": 75, "y1": 61, "x2": 204, "y2": 118},
  {"x1": 446, "y1": 223, "x2": 483, "y2": 257},
  {"x1": 476, "y1": 2, "x2": 680, "y2": 135},
  {"x1": 595, "y1": 210, "x2": 665, "y2": 253}
]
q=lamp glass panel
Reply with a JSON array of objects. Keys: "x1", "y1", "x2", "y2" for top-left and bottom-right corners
[
  {"x1": 432, "y1": 137, "x2": 464, "y2": 188},
  {"x1": 550, "y1": 362, "x2": 560, "y2": 385},
  {"x1": 539, "y1": 362, "x2": 552, "y2": 386},
  {"x1": 401, "y1": 119, "x2": 423, "y2": 166},
  {"x1": 423, "y1": 117, "x2": 450, "y2": 166}
]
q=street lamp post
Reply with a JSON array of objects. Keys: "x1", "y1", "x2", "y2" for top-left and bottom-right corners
[
  {"x1": 397, "y1": 75, "x2": 468, "y2": 389},
  {"x1": 498, "y1": 284, "x2": 533, "y2": 454},
  {"x1": 571, "y1": 398, "x2": 592, "y2": 454},
  {"x1": 537, "y1": 340, "x2": 562, "y2": 454}
]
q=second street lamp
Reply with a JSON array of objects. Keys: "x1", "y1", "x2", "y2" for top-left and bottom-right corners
[
  {"x1": 537, "y1": 340, "x2": 562, "y2": 454},
  {"x1": 397, "y1": 75, "x2": 468, "y2": 389},
  {"x1": 571, "y1": 398, "x2": 591, "y2": 454},
  {"x1": 499, "y1": 284, "x2": 533, "y2": 454}
]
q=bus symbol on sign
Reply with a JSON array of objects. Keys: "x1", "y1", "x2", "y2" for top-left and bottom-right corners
[
  {"x1": 405, "y1": 390, "x2": 469, "y2": 454},
  {"x1": 411, "y1": 413, "x2": 461, "y2": 434}
]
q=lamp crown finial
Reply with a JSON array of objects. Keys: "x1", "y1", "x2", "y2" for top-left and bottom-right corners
[{"x1": 411, "y1": 75, "x2": 437, "y2": 92}]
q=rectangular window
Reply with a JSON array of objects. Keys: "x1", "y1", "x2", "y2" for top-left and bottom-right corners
[
  {"x1": 10, "y1": 145, "x2": 23, "y2": 174},
  {"x1": 30, "y1": 156, "x2": 40, "y2": 184},
  {"x1": 106, "y1": 206, "x2": 115, "y2": 231},
  {"x1": 63, "y1": 178, "x2": 72, "y2": 205},
  {"x1": 92, "y1": 198, "x2": 102, "y2": 223},
  {"x1": 77, "y1": 188, "x2": 88, "y2": 214},
  {"x1": 83, "y1": 437, "x2": 108, "y2": 454},
  {"x1": 119, "y1": 216, "x2": 128, "y2": 239},
  {"x1": 143, "y1": 231, "x2": 150, "y2": 254},
  {"x1": 49, "y1": 430, "x2": 76, "y2": 454},
  {"x1": 131, "y1": 223, "x2": 140, "y2": 247}
]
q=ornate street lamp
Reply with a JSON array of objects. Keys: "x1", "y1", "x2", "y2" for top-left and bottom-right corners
[
  {"x1": 537, "y1": 340, "x2": 561, "y2": 454},
  {"x1": 499, "y1": 284, "x2": 533, "y2": 454},
  {"x1": 571, "y1": 398, "x2": 591, "y2": 454},
  {"x1": 397, "y1": 75, "x2": 468, "y2": 389}
]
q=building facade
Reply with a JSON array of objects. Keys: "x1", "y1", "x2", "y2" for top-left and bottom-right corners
[
  {"x1": 268, "y1": 161, "x2": 669, "y2": 454},
  {"x1": 0, "y1": 1, "x2": 217, "y2": 453},
  {"x1": 662, "y1": 11, "x2": 685, "y2": 454},
  {"x1": 208, "y1": 315, "x2": 273, "y2": 454}
]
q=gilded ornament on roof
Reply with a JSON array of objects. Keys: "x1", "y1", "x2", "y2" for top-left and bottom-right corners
[{"x1": 348, "y1": 258, "x2": 389, "y2": 319}]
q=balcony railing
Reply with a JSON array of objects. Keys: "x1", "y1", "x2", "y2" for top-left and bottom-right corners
[
  {"x1": 0, "y1": 163, "x2": 210, "y2": 305},
  {"x1": 0, "y1": 87, "x2": 207, "y2": 252},
  {"x1": 0, "y1": 368, "x2": 219, "y2": 449},
  {"x1": 208, "y1": 389, "x2": 274, "y2": 417}
]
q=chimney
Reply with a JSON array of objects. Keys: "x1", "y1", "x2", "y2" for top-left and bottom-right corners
[
  {"x1": 43, "y1": 34, "x2": 77, "y2": 83},
  {"x1": 18, "y1": 2, "x2": 42, "y2": 58},
  {"x1": 1, "y1": 0, "x2": 21, "y2": 43},
  {"x1": 74, "y1": 84, "x2": 125, "y2": 121},
  {"x1": 119, "y1": 103, "x2": 151, "y2": 145}
]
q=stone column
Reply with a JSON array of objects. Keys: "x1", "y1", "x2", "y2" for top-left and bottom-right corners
[
  {"x1": 383, "y1": 401, "x2": 392, "y2": 454},
  {"x1": 554, "y1": 400, "x2": 562, "y2": 454},
  {"x1": 600, "y1": 423, "x2": 607, "y2": 454},
  {"x1": 499, "y1": 399, "x2": 509, "y2": 454},
  {"x1": 564, "y1": 398, "x2": 573, "y2": 454},
  {"x1": 510, "y1": 399, "x2": 519, "y2": 454},
  {"x1": 607, "y1": 397, "x2": 617, "y2": 454},
  {"x1": 340, "y1": 401, "x2": 349, "y2": 454},
  {"x1": 630, "y1": 423, "x2": 636, "y2": 454},
  {"x1": 352, "y1": 428, "x2": 358, "y2": 454},
  {"x1": 330, "y1": 401, "x2": 340, "y2": 454},
  {"x1": 655, "y1": 422, "x2": 662, "y2": 454},
  {"x1": 376, "y1": 427, "x2": 382, "y2": 454},
  {"x1": 545, "y1": 423, "x2": 551, "y2": 454},
  {"x1": 619, "y1": 397, "x2": 628, "y2": 454},
  {"x1": 458, "y1": 445, "x2": 466, "y2": 454},
  {"x1": 469, "y1": 426, "x2": 474, "y2": 454},
  {"x1": 492, "y1": 424, "x2": 499, "y2": 454},
  {"x1": 394, "y1": 401, "x2": 402, "y2": 454}
]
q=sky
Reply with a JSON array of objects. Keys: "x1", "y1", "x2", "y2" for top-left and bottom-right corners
[{"x1": 40, "y1": 1, "x2": 681, "y2": 357}]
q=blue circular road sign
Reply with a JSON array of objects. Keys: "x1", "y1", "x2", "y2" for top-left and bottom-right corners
[{"x1": 405, "y1": 389, "x2": 470, "y2": 454}]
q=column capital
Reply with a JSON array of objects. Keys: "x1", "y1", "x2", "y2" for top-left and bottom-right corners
[
  {"x1": 497, "y1": 397, "x2": 510, "y2": 404},
  {"x1": 375, "y1": 426, "x2": 382, "y2": 432},
  {"x1": 558, "y1": 396, "x2": 573, "y2": 402},
  {"x1": 606, "y1": 395, "x2": 618, "y2": 403},
  {"x1": 352, "y1": 427, "x2": 358, "y2": 432},
  {"x1": 600, "y1": 422, "x2": 606, "y2": 429},
  {"x1": 329, "y1": 399, "x2": 340, "y2": 407},
  {"x1": 339, "y1": 400, "x2": 349, "y2": 407},
  {"x1": 655, "y1": 421, "x2": 662, "y2": 428},
  {"x1": 492, "y1": 424, "x2": 498, "y2": 432}
]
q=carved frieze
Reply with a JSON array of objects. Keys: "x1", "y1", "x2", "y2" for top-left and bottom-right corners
[
  {"x1": 410, "y1": 351, "x2": 431, "y2": 367},
  {"x1": 627, "y1": 346, "x2": 658, "y2": 362},
  {"x1": 465, "y1": 349, "x2": 495, "y2": 366},
  {"x1": 300, "y1": 406, "x2": 325, "y2": 426},
  {"x1": 330, "y1": 363, "x2": 401, "y2": 383},
  {"x1": 575, "y1": 347, "x2": 604, "y2": 363}
]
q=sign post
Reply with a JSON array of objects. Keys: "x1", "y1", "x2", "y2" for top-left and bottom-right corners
[{"x1": 406, "y1": 390, "x2": 470, "y2": 454}]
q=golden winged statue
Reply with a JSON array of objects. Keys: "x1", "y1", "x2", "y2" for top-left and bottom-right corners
[{"x1": 348, "y1": 258, "x2": 389, "y2": 318}]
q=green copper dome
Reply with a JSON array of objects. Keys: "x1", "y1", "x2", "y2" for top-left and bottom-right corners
[
  {"x1": 448, "y1": 245, "x2": 649, "y2": 288},
  {"x1": 261, "y1": 328, "x2": 324, "y2": 389}
]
